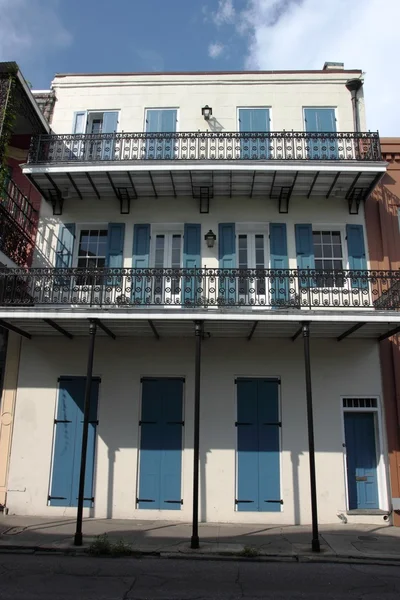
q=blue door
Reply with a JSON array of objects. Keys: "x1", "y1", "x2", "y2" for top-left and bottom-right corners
[
  {"x1": 138, "y1": 378, "x2": 184, "y2": 509},
  {"x1": 239, "y1": 108, "x2": 270, "y2": 159},
  {"x1": 145, "y1": 109, "x2": 177, "y2": 159},
  {"x1": 236, "y1": 378, "x2": 281, "y2": 512},
  {"x1": 344, "y1": 412, "x2": 379, "y2": 510},
  {"x1": 49, "y1": 377, "x2": 99, "y2": 507},
  {"x1": 304, "y1": 108, "x2": 337, "y2": 159}
]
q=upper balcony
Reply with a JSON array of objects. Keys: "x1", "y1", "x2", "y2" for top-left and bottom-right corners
[{"x1": 23, "y1": 130, "x2": 386, "y2": 216}]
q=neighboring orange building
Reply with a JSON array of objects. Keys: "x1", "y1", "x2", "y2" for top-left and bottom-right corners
[{"x1": 365, "y1": 138, "x2": 400, "y2": 526}]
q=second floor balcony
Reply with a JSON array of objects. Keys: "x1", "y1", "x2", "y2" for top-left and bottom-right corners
[
  {"x1": 23, "y1": 131, "x2": 386, "y2": 215},
  {"x1": 0, "y1": 267, "x2": 398, "y2": 312}
]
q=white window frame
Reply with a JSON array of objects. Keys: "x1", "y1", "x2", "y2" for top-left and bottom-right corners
[
  {"x1": 72, "y1": 111, "x2": 120, "y2": 134},
  {"x1": 234, "y1": 376, "x2": 283, "y2": 513},
  {"x1": 311, "y1": 225, "x2": 348, "y2": 271},
  {"x1": 150, "y1": 224, "x2": 184, "y2": 307},
  {"x1": 236, "y1": 223, "x2": 269, "y2": 268},
  {"x1": 73, "y1": 223, "x2": 108, "y2": 269},
  {"x1": 340, "y1": 396, "x2": 389, "y2": 512},
  {"x1": 236, "y1": 106, "x2": 272, "y2": 132},
  {"x1": 302, "y1": 106, "x2": 338, "y2": 132}
]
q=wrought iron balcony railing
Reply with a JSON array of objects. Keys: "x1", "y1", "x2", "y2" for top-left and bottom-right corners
[
  {"x1": 0, "y1": 268, "x2": 398, "y2": 310},
  {"x1": 27, "y1": 131, "x2": 382, "y2": 165},
  {"x1": 0, "y1": 179, "x2": 38, "y2": 267}
]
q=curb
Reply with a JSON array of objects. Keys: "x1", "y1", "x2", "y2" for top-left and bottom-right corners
[{"x1": 1, "y1": 544, "x2": 400, "y2": 566}]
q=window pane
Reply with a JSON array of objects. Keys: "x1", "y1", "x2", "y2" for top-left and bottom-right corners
[
  {"x1": 97, "y1": 258, "x2": 106, "y2": 268},
  {"x1": 334, "y1": 260, "x2": 343, "y2": 270},
  {"x1": 333, "y1": 244, "x2": 342, "y2": 257},
  {"x1": 322, "y1": 231, "x2": 331, "y2": 244},
  {"x1": 77, "y1": 258, "x2": 86, "y2": 268},
  {"x1": 238, "y1": 235, "x2": 248, "y2": 268},
  {"x1": 155, "y1": 235, "x2": 165, "y2": 268},
  {"x1": 171, "y1": 234, "x2": 181, "y2": 268},
  {"x1": 315, "y1": 260, "x2": 323, "y2": 269},
  {"x1": 314, "y1": 244, "x2": 322, "y2": 258},
  {"x1": 79, "y1": 230, "x2": 90, "y2": 255},
  {"x1": 255, "y1": 235, "x2": 265, "y2": 269},
  {"x1": 324, "y1": 245, "x2": 333, "y2": 258}
]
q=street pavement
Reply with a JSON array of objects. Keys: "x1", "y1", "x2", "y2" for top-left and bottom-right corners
[{"x1": 1, "y1": 554, "x2": 400, "y2": 599}]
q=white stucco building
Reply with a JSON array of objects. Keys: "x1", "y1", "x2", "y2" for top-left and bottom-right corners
[{"x1": 0, "y1": 62, "x2": 398, "y2": 549}]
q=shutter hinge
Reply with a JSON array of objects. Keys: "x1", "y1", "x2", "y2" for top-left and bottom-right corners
[
  {"x1": 139, "y1": 421, "x2": 157, "y2": 426},
  {"x1": 137, "y1": 498, "x2": 155, "y2": 503},
  {"x1": 164, "y1": 499, "x2": 183, "y2": 505},
  {"x1": 167, "y1": 421, "x2": 184, "y2": 425},
  {"x1": 48, "y1": 495, "x2": 67, "y2": 501},
  {"x1": 235, "y1": 422, "x2": 252, "y2": 426},
  {"x1": 262, "y1": 422, "x2": 282, "y2": 427},
  {"x1": 235, "y1": 500, "x2": 254, "y2": 504},
  {"x1": 264, "y1": 499, "x2": 284, "y2": 504},
  {"x1": 54, "y1": 419, "x2": 72, "y2": 424}
]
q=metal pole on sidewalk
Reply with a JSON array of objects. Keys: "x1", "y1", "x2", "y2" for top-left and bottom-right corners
[
  {"x1": 74, "y1": 319, "x2": 97, "y2": 546},
  {"x1": 191, "y1": 320, "x2": 203, "y2": 549},
  {"x1": 302, "y1": 321, "x2": 320, "y2": 553}
]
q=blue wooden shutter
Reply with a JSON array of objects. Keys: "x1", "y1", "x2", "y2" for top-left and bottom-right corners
[
  {"x1": 219, "y1": 223, "x2": 236, "y2": 304},
  {"x1": 270, "y1": 223, "x2": 289, "y2": 305},
  {"x1": 304, "y1": 108, "x2": 336, "y2": 133},
  {"x1": 346, "y1": 224, "x2": 367, "y2": 289},
  {"x1": 160, "y1": 379, "x2": 184, "y2": 509},
  {"x1": 132, "y1": 224, "x2": 150, "y2": 304},
  {"x1": 138, "y1": 379, "x2": 163, "y2": 509},
  {"x1": 138, "y1": 378, "x2": 183, "y2": 510},
  {"x1": 236, "y1": 379, "x2": 259, "y2": 511},
  {"x1": 50, "y1": 377, "x2": 99, "y2": 507},
  {"x1": 55, "y1": 223, "x2": 75, "y2": 268},
  {"x1": 257, "y1": 379, "x2": 281, "y2": 512},
  {"x1": 102, "y1": 112, "x2": 118, "y2": 133},
  {"x1": 183, "y1": 224, "x2": 201, "y2": 306},
  {"x1": 239, "y1": 109, "x2": 269, "y2": 159},
  {"x1": 106, "y1": 223, "x2": 125, "y2": 268},
  {"x1": 295, "y1": 224, "x2": 315, "y2": 269}
]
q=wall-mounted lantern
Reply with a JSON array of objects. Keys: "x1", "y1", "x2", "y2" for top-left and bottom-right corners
[
  {"x1": 201, "y1": 105, "x2": 213, "y2": 120},
  {"x1": 204, "y1": 229, "x2": 217, "y2": 248}
]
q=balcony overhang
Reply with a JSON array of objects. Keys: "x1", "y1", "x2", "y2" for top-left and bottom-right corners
[
  {"x1": 22, "y1": 131, "x2": 386, "y2": 214},
  {"x1": 23, "y1": 162, "x2": 386, "y2": 215}
]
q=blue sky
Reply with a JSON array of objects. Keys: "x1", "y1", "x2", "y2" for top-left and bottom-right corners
[{"x1": 0, "y1": 0, "x2": 399, "y2": 135}]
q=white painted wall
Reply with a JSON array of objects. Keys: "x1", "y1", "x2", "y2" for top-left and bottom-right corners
[
  {"x1": 7, "y1": 336, "x2": 387, "y2": 525},
  {"x1": 33, "y1": 192, "x2": 368, "y2": 270},
  {"x1": 49, "y1": 71, "x2": 365, "y2": 134}
]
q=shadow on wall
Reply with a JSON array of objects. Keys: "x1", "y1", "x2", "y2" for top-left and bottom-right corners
[
  {"x1": 33, "y1": 215, "x2": 61, "y2": 268},
  {"x1": 206, "y1": 117, "x2": 225, "y2": 133}
]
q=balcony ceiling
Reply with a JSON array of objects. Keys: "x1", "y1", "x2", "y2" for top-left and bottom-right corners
[
  {"x1": 0, "y1": 315, "x2": 399, "y2": 341},
  {"x1": 24, "y1": 165, "x2": 384, "y2": 207}
]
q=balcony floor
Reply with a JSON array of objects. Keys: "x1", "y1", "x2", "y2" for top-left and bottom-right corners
[{"x1": 23, "y1": 162, "x2": 385, "y2": 203}]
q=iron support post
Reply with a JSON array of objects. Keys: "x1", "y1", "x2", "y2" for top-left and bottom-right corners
[
  {"x1": 302, "y1": 322, "x2": 320, "y2": 552},
  {"x1": 191, "y1": 320, "x2": 203, "y2": 549},
  {"x1": 74, "y1": 320, "x2": 97, "y2": 546}
]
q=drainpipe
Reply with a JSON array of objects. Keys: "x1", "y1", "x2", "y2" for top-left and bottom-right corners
[{"x1": 345, "y1": 78, "x2": 364, "y2": 133}]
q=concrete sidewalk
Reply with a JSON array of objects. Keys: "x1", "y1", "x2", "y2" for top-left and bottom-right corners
[{"x1": 1, "y1": 516, "x2": 400, "y2": 564}]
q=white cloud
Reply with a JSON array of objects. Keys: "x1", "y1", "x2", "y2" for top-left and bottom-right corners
[
  {"x1": 212, "y1": 0, "x2": 236, "y2": 25},
  {"x1": 0, "y1": 0, "x2": 71, "y2": 80},
  {"x1": 208, "y1": 0, "x2": 400, "y2": 136},
  {"x1": 208, "y1": 42, "x2": 225, "y2": 59}
]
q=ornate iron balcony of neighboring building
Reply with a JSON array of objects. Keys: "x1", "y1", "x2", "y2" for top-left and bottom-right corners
[
  {"x1": 27, "y1": 131, "x2": 382, "y2": 164},
  {"x1": 0, "y1": 179, "x2": 38, "y2": 267},
  {"x1": 0, "y1": 267, "x2": 398, "y2": 310}
]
